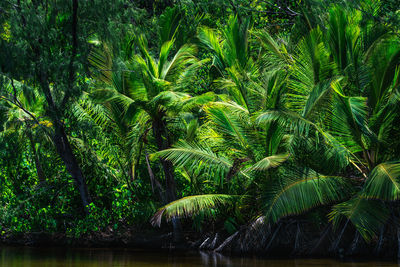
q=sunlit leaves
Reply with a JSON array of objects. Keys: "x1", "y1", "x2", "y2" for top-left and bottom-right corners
[{"x1": 151, "y1": 194, "x2": 238, "y2": 226}]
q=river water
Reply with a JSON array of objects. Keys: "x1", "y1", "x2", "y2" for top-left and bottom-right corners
[{"x1": 0, "y1": 247, "x2": 398, "y2": 267}]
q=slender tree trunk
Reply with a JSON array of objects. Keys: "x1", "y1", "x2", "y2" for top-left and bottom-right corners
[
  {"x1": 291, "y1": 222, "x2": 301, "y2": 256},
  {"x1": 39, "y1": 71, "x2": 92, "y2": 213},
  {"x1": 265, "y1": 223, "x2": 282, "y2": 253},
  {"x1": 27, "y1": 0, "x2": 91, "y2": 213},
  {"x1": 53, "y1": 121, "x2": 92, "y2": 213},
  {"x1": 374, "y1": 225, "x2": 385, "y2": 256},
  {"x1": 152, "y1": 117, "x2": 177, "y2": 202},
  {"x1": 26, "y1": 131, "x2": 46, "y2": 182},
  {"x1": 145, "y1": 151, "x2": 164, "y2": 202},
  {"x1": 349, "y1": 231, "x2": 360, "y2": 256},
  {"x1": 152, "y1": 116, "x2": 183, "y2": 243},
  {"x1": 310, "y1": 223, "x2": 331, "y2": 254},
  {"x1": 330, "y1": 219, "x2": 349, "y2": 253}
]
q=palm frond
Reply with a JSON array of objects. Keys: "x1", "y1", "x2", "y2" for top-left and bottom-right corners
[
  {"x1": 222, "y1": 16, "x2": 250, "y2": 70},
  {"x1": 180, "y1": 92, "x2": 216, "y2": 112},
  {"x1": 301, "y1": 79, "x2": 336, "y2": 120},
  {"x1": 135, "y1": 34, "x2": 158, "y2": 77},
  {"x1": 363, "y1": 161, "x2": 400, "y2": 201},
  {"x1": 88, "y1": 44, "x2": 113, "y2": 84},
  {"x1": 246, "y1": 154, "x2": 289, "y2": 172},
  {"x1": 257, "y1": 108, "x2": 364, "y2": 168},
  {"x1": 153, "y1": 140, "x2": 232, "y2": 173},
  {"x1": 149, "y1": 91, "x2": 190, "y2": 110},
  {"x1": 367, "y1": 37, "x2": 400, "y2": 110},
  {"x1": 257, "y1": 109, "x2": 316, "y2": 136},
  {"x1": 73, "y1": 96, "x2": 114, "y2": 130},
  {"x1": 254, "y1": 29, "x2": 289, "y2": 63},
  {"x1": 175, "y1": 58, "x2": 210, "y2": 90},
  {"x1": 162, "y1": 44, "x2": 198, "y2": 81},
  {"x1": 151, "y1": 194, "x2": 238, "y2": 226},
  {"x1": 329, "y1": 197, "x2": 389, "y2": 241},
  {"x1": 264, "y1": 170, "x2": 351, "y2": 223},
  {"x1": 159, "y1": 6, "x2": 182, "y2": 45},
  {"x1": 197, "y1": 26, "x2": 225, "y2": 71},
  {"x1": 206, "y1": 105, "x2": 249, "y2": 151},
  {"x1": 158, "y1": 39, "x2": 175, "y2": 76}
]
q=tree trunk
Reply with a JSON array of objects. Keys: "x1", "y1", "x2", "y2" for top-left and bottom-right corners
[
  {"x1": 152, "y1": 116, "x2": 183, "y2": 243},
  {"x1": 145, "y1": 151, "x2": 164, "y2": 202},
  {"x1": 152, "y1": 117, "x2": 177, "y2": 202},
  {"x1": 53, "y1": 121, "x2": 92, "y2": 213},
  {"x1": 214, "y1": 231, "x2": 239, "y2": 252},
  {"x1": 291, "y1": 222, "x2": 301, "y2": 256},
  {"x1": 349, "y1": 231, "x2": 360, "y2": 256},
  {"x1": 310, "y1": 223, "x2": 331, "y2": 255},
  {"x1": 265, "y1": 223, "x2": 282, "y2": 253},
  {"x1": 27, "y1": 131, "x2": 46, "y2": 182},
  {"x1": 330, "y1": 219, "x2": 349, "y2": 253},
  {"x1": 374, "y1": 225, "x2": 385, "y2": 256},
  {"x1": 39, "y1": 70, "x2": 91, "y2": 214}
]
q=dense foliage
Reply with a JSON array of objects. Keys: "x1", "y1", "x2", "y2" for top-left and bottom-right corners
[{"x1": 1, "y1": 0, "x2": 400, "y2": 246}]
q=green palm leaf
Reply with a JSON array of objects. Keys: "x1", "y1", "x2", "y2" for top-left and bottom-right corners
[
  {"x1": 197, "y1": 26, "x2": 225, "y2": 71},
  {"x1": 329, "y1": 197, "x2": 389, "y2": 241},
  {"x1": 159, "y1": 6, "x2": 182, "y2": 45},
  {"x1": 154, "y1": 141, "x2": 232, "y2": 173},
  {"x1": 257, "y1": 109, "x2": 316, "y2": 136},
  {"x1": 254, "y1": 29, "x2": 289, "y2": 63},
  {"x1": 88, "y1": 45, "x2": 113, "y2": 84},
  {"x1": 246, "y1": 154, "x2": 289, "y2": 172},
  {"x1": 162, "y1": 44, "x2": 198, "y2": 81},
  {"x1": 206, "y1": 105, "x2": 249, "y2": 151},
  {"x1": 264, "y1": 170, "x2": 351, "y2": 223},
  {"x1": 257, "y1": 108, "x2": 363, "y2": 169},
  {"x1": 151, "y1": 194, "x2": 238, "y2": 226},
  {"x1": 363, "y1": 161, "x2": 400, "y2": 201},
  {"x1": 158, "y1": 40, "x2": 175, "y2": 76}
]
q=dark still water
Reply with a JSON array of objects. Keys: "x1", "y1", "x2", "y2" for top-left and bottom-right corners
[{"x1": 0, "y1": 247, "x2": 398, "y2": 267}]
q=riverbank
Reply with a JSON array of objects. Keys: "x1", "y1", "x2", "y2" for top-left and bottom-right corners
[
  {"x1": 2, "y1": 218, "x2": 400, "y2": 260},
  {"x1": 0, "y1": 229, "x2": 174, "y2": 248}
]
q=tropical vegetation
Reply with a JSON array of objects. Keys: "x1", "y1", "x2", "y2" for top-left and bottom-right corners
[{"x1": 1, "y1": 0, "x2": 400, "y2": 255}]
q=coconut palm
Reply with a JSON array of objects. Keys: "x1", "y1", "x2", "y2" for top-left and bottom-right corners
[
  {"x1": 257, "y1": 3, "x2": 400, "y2": 241},
  {"x1": 88, "y1": 27, "x2": 215, "y2": 240},
  {"x1": 90, "y1": 34, "x2": 209, "y2": 197},
  {"x1": 152, "y1": 3, "x2": 400, "y2": 245},
  {"x1": 150, "y1": 18, "x2": 292, "y2": 227}
]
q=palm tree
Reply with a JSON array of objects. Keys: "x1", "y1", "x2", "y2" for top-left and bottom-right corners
[
  {"x1": 89, "y1": 32, "x2": 210, "y2": 241},
  {"x1": 71, "y1": 93, "x2": 142, "y2": 191},
  {"x1": 256, "y1": 3, "x2": 400, "y2": 241},
  {"x1": 150, "y1": 18, "x2": 292, "y2": 227},
  {"x1": 152, "y1": 3, "x2": 400, "y2": 246}
]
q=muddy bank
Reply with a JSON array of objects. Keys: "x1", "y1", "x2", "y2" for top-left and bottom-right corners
[
  {"x1": 192, "y1": 217, "x2": 400, "y2": 260},
  {"x1": 0, "y1": 229, "x2": 175, "y2": 249}
]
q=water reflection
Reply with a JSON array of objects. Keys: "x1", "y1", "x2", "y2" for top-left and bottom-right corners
[{"x1": 0, "y1": 247, "x2": 399, "y2": 267}]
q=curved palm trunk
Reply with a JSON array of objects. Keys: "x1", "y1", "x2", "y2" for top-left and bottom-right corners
[{"x1": 152, "y1": 117, "x2": 183, "y2": 243}]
